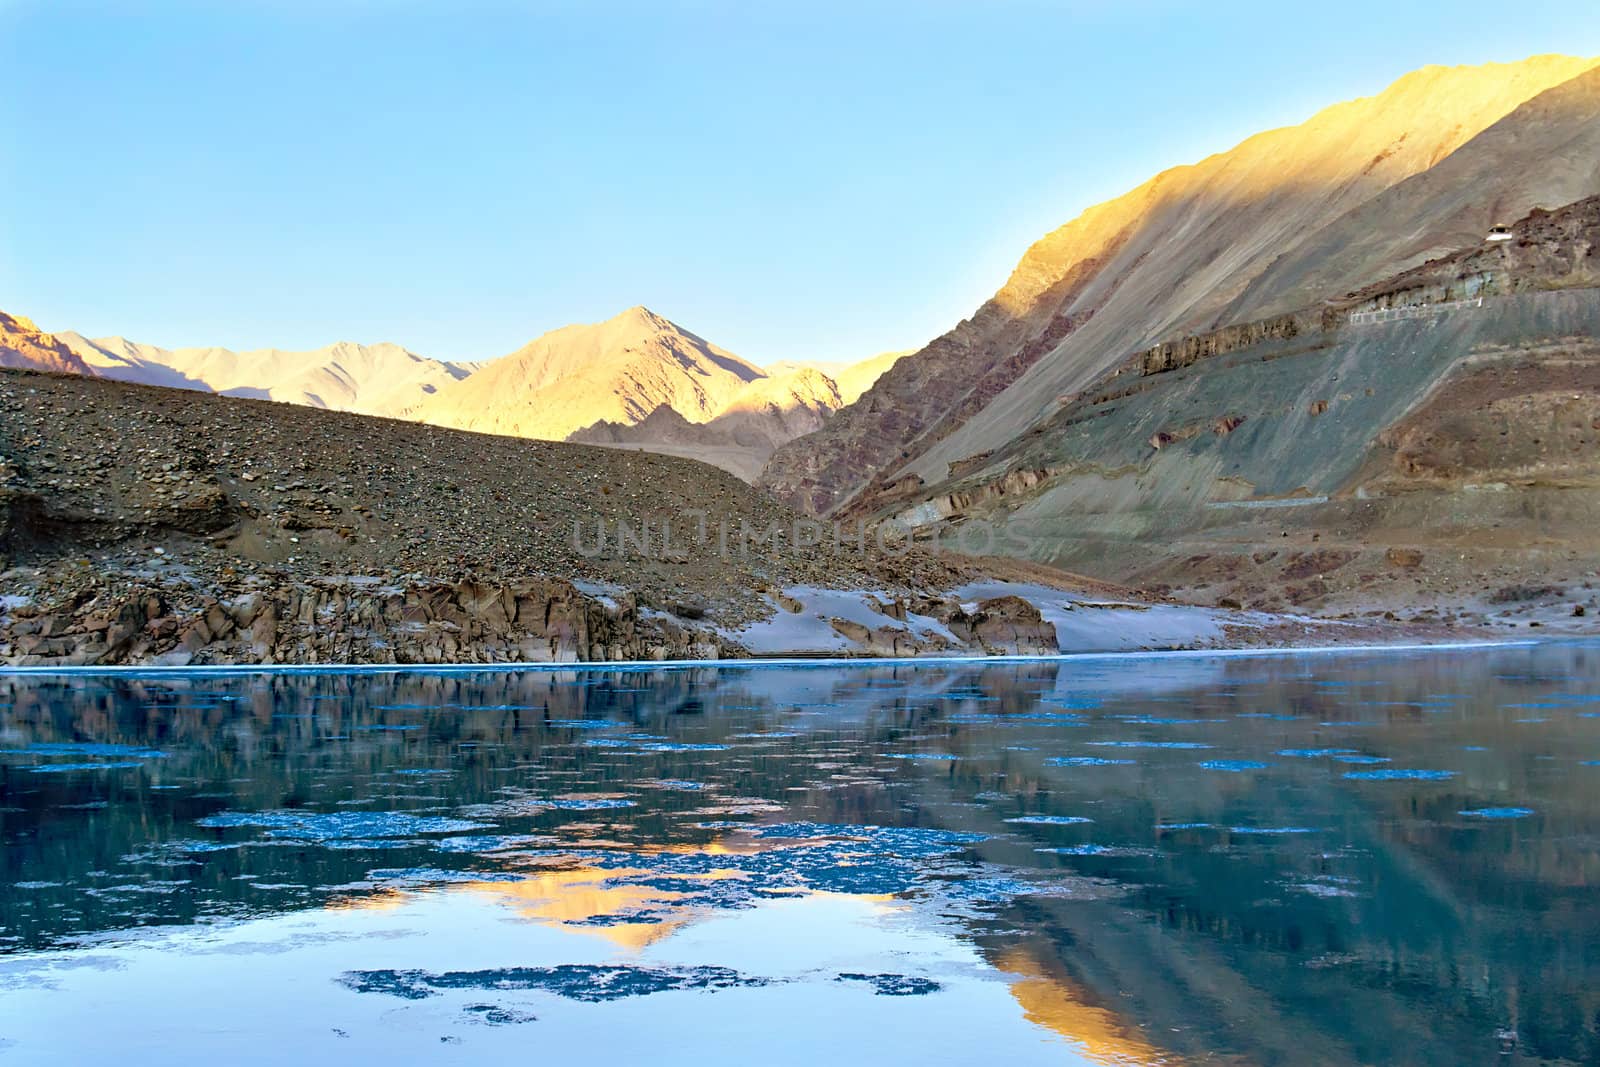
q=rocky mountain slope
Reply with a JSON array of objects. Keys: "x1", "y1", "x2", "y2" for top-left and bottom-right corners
[
  {"x1": 0, "y1": 312, "x2": 97, "y2": 376},
  {"x1": 58, "y1": 333, "x2": 474, "y2": 418},
  {"x1": 868, "y1": 193, "x2": 1600, "y2": 622},
  {"x1": 760, "y1": 54, "x2": 1600, "y2": 516}
]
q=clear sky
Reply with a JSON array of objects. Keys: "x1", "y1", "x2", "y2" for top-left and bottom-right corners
[{"x1": 4, "y1": 1, "x2": 1599, "y2": 365}]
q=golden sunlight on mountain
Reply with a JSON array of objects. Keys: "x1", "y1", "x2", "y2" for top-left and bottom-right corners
[
  {"x1": 997, "y1": 55, "x2": 1600, "y2": 316},
  {"x1": 412, "y1": 306, "x2": 764, "y2": 442},
  {"x1": 57, "y1": 333, "x2": 472, "y2": 417},
  {"x1": 0, "y1": 310, "x2": 96, "y2": 376},
  {"x1": 761, "y1": 53, "x2": 1600, "y2": 515}
]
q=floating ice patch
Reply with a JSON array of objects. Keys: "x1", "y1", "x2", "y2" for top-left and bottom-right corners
[
  {"x1": 1329, "y1": 754, "x2": 1391, "y2": 765},
  {"x1": 338, "y1": 964, "x2": 769, "y2": 1002},
  {"x1": 30, "y1": 762, "x2": 145, "y2": 773},
  {"x1": 194, "y1": 811, "x2": 491, "y2": 840},
  {"x1": 1035, "y1": 844, "x2": 1153, "y2": 857},
  {"x1": 1040, "y1": 698, "x2": 1102, "y2": 710},
  {"x1": 1004, "y1": 815, "x2": 1094, "y2": 826},
  {"x1": 1277, "y1": 748, "x2": 1356, "y2": 759},
  {"x1": 432, "y1": 834, "x2": 554, "y2": 853},
  {"x1": 3, "y1": 743, "x2": 168, "y2": 759},
  {"x1": 584, "y1": 739, "x2": 729, "y2": 752},
  {"x1": 543, "y1": 798, "x2": 637, "y2": 810},
  {"x1": 1198, "y1": 760, "x2": 1270, "y2": 772},
  {"x1": 1044, "y1": 756, "x2": 1137, "y2": 767},
  {"x1": 885, "y1": 753, "x2": 963, "y2": 761},
  {"x1": 1114, "y1": 716, "x2": 1220, "y2": 725},
  {"x1": 462, "y1": 1004, "x2": 538, "y2": 1026},
  {"x1": 541, "y1": 720, "x2": 618, "y2": 729},
  {"x1": 1087, "y1": 741, "x2": 1213, "y2": 750},
  {"x1": 1228, "y1": 826, "x2": 1320, "y2": 835},
  {"x1": 1342, "y1": 769, "x2": 1457, "y2": 781},
  {"x1": 749, "y1": 823, "x2": 986, "y2": 856},
  {"x1": 836, "y1": 973, "x2": 942, "y2": 996},
  {"x1": 1458, "y1": 807, "x2": 1536, "y2": 819}
]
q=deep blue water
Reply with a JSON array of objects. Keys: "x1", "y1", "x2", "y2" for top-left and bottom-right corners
[{"x1": 2, "y1": 642, "x2": 1599, "y2": 1065}]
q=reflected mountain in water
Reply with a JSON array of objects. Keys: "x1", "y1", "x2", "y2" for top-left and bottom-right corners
[{"x1": 3, "y1": 644, "x2": 1599, "y2": 1064}]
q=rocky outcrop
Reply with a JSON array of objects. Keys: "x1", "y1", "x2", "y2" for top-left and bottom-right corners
[
  {"x1": 958, "y1": 595, "x2": 1058, "y2": 655},
  {"x1": 1341, "y1": 194, "x2": 1600, "y2": 311},
  {"x1": 902, "y1": 593, "x2": 1060, "y2": 656},
  {"x1": 1140, "y1": 313, "x2": 1311, "y2": 376},
  {"x1": 0, "y1": 576, "x2": 733, "y2": 667}
]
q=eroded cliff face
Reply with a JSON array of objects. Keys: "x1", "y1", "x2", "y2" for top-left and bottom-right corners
[{"x1": 0, "y1": 577, "x2": 729, "y2": 667}]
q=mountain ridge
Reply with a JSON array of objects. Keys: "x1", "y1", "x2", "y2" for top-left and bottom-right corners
[{"x1": 758, "y1": 53, "x2": 1600, "y2": 515}]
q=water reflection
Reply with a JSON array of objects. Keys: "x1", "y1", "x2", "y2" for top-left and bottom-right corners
[{"x1": 2, "y1": 643, "x2": 1599, "y2": 1064}]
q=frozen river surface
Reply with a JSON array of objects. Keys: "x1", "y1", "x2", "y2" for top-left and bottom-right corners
[{"x1": 2, "y1": 643, "x2": 1599, "y2": 1064}]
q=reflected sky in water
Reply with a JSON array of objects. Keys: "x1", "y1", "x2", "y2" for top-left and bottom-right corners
[{"x1": 2, "y1": 643, "x2": 1599, "y2": 1065}]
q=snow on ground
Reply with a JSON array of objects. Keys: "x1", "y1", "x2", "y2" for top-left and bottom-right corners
[
  {"x1": 951, "y1": 580, "x2": 1239, "y2": 653},
  {"x1": 724, "y1": 587, "x2": 959, "y2": 655},
  {"x1": 574, "y1": 580, "x2": 628, "y2": 611},
  {"x1": 723, "y1": 582, "x2": 1249, "y2": 656}
]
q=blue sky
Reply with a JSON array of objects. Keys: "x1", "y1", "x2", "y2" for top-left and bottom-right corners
[{"x1": 4, "y1": 1, "x2": 1599, "y2": 364}]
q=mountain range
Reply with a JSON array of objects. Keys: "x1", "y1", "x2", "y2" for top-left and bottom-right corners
[
  {"x1": 5, "y1": 306, "x2": 904, "y2": 481},
  {"x1": 58, "y1": 334, "x2": 473, "y2": 418},
  {"x1": 6, "y1": 51, "x2": 1600, "y2": 626}
]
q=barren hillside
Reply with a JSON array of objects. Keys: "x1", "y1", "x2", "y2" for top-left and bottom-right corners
[{"x1": 760, "y1": 55, "x2": 1600, "y2": 516}]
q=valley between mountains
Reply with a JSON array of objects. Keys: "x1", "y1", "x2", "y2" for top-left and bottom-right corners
[{"x1": 6, "y1": 53, "x2": 1600, "y2": 664}]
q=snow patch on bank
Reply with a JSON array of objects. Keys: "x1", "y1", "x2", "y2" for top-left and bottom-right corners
[
  {"x1": 952, "y1": 580, "x2": 1241, "y2": 653},
  {"x1": 723, "y1": 581, "x2": 1253, "y2": 656},
  {"x1": 726, "y1": 587, "x2": 958, "y2": 655}
]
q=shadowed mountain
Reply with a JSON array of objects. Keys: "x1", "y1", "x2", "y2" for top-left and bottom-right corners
[{"x1": 570, "y1": 366, "x2": 844, "y2": 481}]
